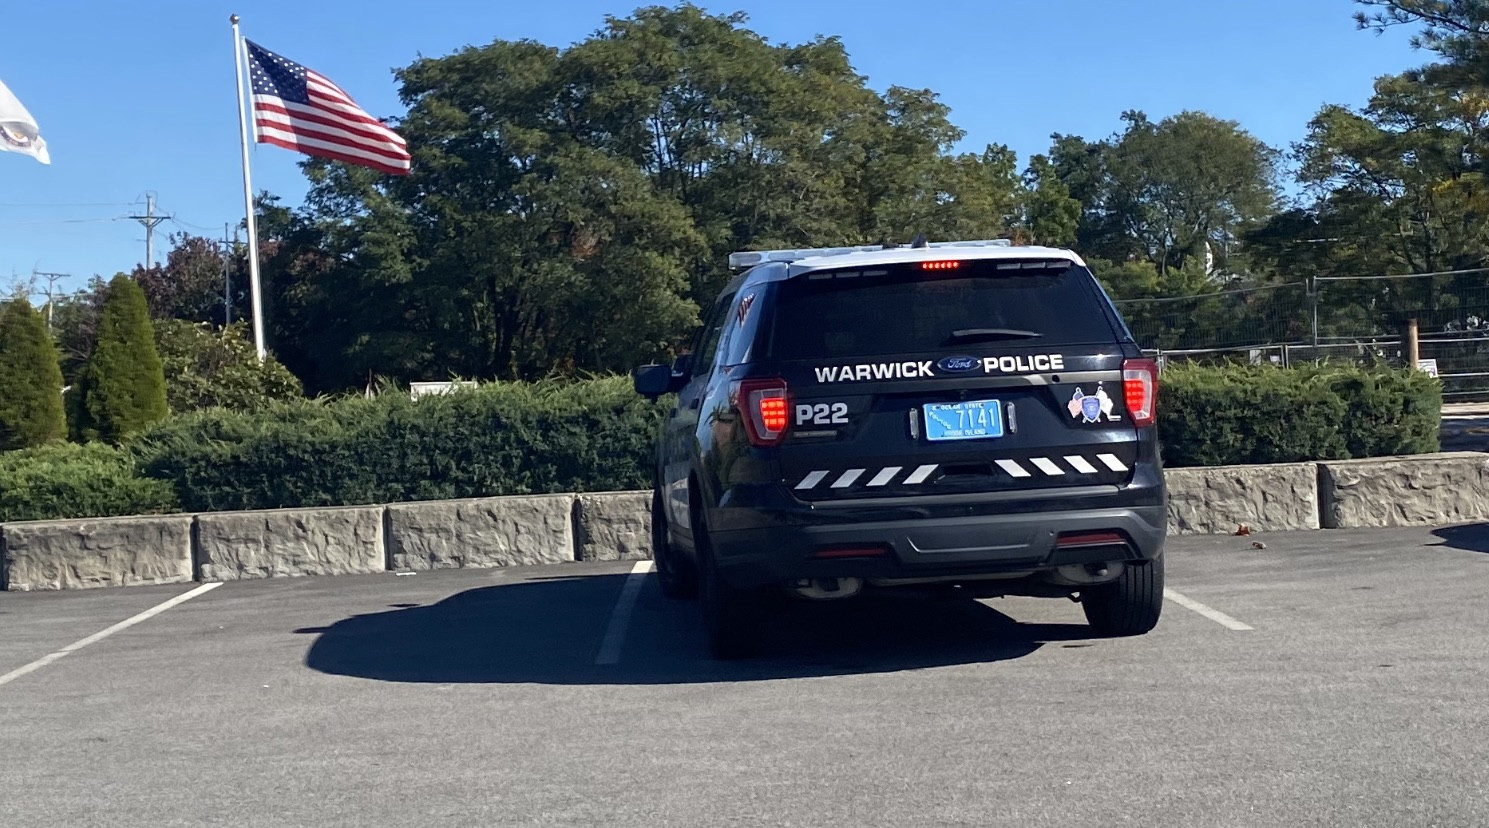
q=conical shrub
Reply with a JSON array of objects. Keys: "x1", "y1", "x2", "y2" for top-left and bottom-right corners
[
  {"x1": 77, "y1": 275, "x2": 168, "y2": 442},
  {"x1": 0, "y1": 299, "x2": 65, "y2": 450}
]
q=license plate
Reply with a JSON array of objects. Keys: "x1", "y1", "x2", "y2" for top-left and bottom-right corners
[{"x1": 922, "y1": 399, "x2": 1004, "y2": 442}]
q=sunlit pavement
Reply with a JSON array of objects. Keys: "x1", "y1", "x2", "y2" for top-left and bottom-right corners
[{"x1": 1, "y1": 525, "x2": 1486, "y2": 827}]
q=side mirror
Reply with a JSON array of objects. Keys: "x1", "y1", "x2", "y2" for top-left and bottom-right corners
[{"x1": 633, "y1": 364, "x2": 676, "y2": 400}]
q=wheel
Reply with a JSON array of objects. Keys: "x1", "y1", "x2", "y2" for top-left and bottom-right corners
[
  {"x1": 693, "y1": 503, "x2": 760, "y2": 660},
  {"x1": 1081, "y1": 554, "x2": 1164, "y2": 636},
  {"x1": 651, "y1": 487, "x2": 697, "y2": 600}
]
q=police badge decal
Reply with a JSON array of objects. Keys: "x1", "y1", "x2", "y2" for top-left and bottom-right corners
[{"x1": 1067, "y1": 384, "x2": 1118, "y2": 423}]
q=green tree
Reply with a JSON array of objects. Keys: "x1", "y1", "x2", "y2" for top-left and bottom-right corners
[
  {"x1": 76, "y1": 275, "x2": 168, "y2": 442},
  {"x1": 133, "y1": 232, "x2": 242, "y2": 326},
  {"x1": 154, "y1": 320, "x2": 303, "y2": 412},
  {"x1": 1044, "y1": 112, "x2": 1280, "y2": 275},
  {"x1": 1356, "y1": 1, "x2": 1489, "y2": 83},
  {"x1": 1021, "y1": 154, "x2": 1081, "y2": 247},
  {"x1": 48, "y1": 277, "x2": 107, "y2": 388},
  {"x1": 1242, "y1": 68, "x2": 1489, "y2": 337},
  {"x1": 263, "y1": 4, "x2": 1028, "y2": 392},
  {"x1": 0, "y1": 299, "x2": 65, "y2": 450}
]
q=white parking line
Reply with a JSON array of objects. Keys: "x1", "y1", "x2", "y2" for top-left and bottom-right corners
[
  {"x1": 0, "y1": 582, "x2": 223, "y2": 689},
  {"x1": 595, "y1": 561, "x2": 654, "y2": 665},
  {"x1": 1164, "y1": 588, "x2": 1253, "y2": 631}
]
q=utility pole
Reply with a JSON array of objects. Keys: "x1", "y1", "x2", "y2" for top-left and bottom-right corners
[
  {"x1": 223, "y1": 222, "x2": 233, "y2": 325},
  {"x1": 1309, "y1": 274, "x2": 1320, "y2": 352},
  {"x1": 33, "y1": 269, "x2": 68, "y2": 330},
  {"x1": 127, "y1": 193, "x2": 171, "y2": 269}
]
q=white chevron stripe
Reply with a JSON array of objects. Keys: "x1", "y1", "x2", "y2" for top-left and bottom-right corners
[
  {"x1": 995, "y1": 459, "x2": 1031, "y2": 478},
  {"x1": 831, "y1": 469, "x2": 865, "y2": 488},
  {"x1": 1030, "y1": 457, "x2": 1065, "y2": 476},
  {"x1": 1064, "y1": 455, "x2": 1099, "y2": 474},
  {"x1": 1097, "y1": 453, "x2": 1129, "y2": 472},
  {"x1": 795, "y1": 470, "x2": 829, "y2": 490},
  {"x1": 866, "y1": 466, "x2": 901, "y2": 487},
  {"x1": 904, "y1": 464, "x2": 938, "y2": 484}
]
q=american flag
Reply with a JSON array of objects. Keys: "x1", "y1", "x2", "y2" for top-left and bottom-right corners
[{"x1": 245, "y1": 39, "x2": 411, "y2": 176}]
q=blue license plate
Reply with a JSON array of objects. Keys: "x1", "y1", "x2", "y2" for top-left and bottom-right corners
[{"x1": 922, "y1": 399, "x2": 1004, "y2": 442}]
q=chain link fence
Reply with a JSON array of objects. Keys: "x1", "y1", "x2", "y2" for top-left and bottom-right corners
[{"x1": 1112, "y1": 269, "x2": 1489, "y2": 401}]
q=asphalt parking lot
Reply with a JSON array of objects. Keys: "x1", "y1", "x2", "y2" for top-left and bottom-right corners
[{"x1": 2, "y1": 526, "x2": 1486, "y2": 828}]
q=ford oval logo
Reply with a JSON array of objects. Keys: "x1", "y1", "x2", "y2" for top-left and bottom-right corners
[{"x1": 937, "y1": 355, "x2": 979, "y2": 373}]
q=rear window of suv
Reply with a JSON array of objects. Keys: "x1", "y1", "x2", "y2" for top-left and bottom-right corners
[{"x1": 764, "y1": 260, "x2": 1123, "y2": 360}]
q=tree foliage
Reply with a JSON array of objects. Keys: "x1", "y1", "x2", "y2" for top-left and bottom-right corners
[
  {"x1": 0, "y1": 299, "x2": 65, "y2": 450},
  {"x1": 76, "y1": 275, "x2": 169, "y2": 443},
  {"x1": 255, "y1": 5, "x2": 1026, "y2": 392},
  {"x1": 132, "y1": 232, "x2": 245, "y2": 326},
  {"x1": 154, "y1": 319, "x2": 303, "y2": 413},
  {"x1": 105, "y1": 1, "x2": 1489, "y2": 382},
  {"x1": 1047, "y1": 110, "x2": 1280, "y2": 276}
]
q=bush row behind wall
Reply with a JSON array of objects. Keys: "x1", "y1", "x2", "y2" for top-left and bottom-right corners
[
  {"x1": 1156, "y1": 362, "x2": 1440, "y2": 467},
  {"x1": 0, "y1": 365, "x2": 1443, "y2": 522}
]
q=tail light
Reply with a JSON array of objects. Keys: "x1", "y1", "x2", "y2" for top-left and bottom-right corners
[
  {"x1": 1122, "y1": 358, "x2": 1158, "y2": 427},
  {"x1": 732, "y1": 378, "x2": 790, "y2": 446}
]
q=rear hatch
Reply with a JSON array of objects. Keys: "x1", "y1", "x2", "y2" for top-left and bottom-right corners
[{"x1": 758, "y1": 257, "x2": 1150, "y2": 501}]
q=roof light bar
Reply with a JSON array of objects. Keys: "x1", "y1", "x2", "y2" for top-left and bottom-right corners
[{"x1": 727, "y1": 238, "x2": 1014, "y2": 270}]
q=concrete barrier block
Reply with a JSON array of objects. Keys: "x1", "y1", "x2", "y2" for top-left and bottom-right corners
[
  {"x1": 1165, "y1": 462, "x2": 1320, "y2": 535},
  {"x1": 2, "y1": 515, "x2": 193, "y2": 591},
  {"x1": 1319, "y1": 452, "x2": 1489, "y2": 529},
  {"x1": 573, "y1": 491, "x2": 652, "y2": 561},
  {"x1": 386, "y1": 494, "x2": 575, "y2": 570},
  {"x1": 195, "y1": 506, "x2": 384, "y2": 581}
]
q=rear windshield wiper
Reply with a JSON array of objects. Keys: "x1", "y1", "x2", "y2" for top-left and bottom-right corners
[{"x1": 942, "y1": 328, "x2": 1043, "y2": 345}]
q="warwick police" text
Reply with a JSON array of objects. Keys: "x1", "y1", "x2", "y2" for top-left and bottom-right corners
[{"x1": 813, "y1": 354, "x2": 1065, "y2": 382}]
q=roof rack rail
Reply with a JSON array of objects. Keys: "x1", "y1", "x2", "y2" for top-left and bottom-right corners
[{"x1": 727, "y1": 238, "x2": 1014, "y2": 270}]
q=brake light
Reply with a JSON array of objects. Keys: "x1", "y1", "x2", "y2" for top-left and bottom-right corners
[
  {"x1": 921, "y1": 260, "x2": 961, "y2": 271},
  {"x1": 732, "y1": 378, "x2": 790, "y2": 446},
  {"x1": 1122, "y1": 358, "x2": 1158, "y2": 427}
]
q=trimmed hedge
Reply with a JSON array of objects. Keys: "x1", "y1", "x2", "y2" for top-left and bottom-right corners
[
  {"x1": 132, "y1": 375, "x2": 668, "y2": 512},
  {"x1": 0, "y1": 442, "x2": 179, "y2": 522},
  {"x1": 0, "y1": 367, "x2": 1444, "y2": 522},
  {"x1": 1157, "y1": 362, "x2": 1441, "y2": 467}
]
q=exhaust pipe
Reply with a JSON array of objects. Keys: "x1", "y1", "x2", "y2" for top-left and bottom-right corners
[
  {"x1": 789, "y1": 577, "x2": 864, "y2": 600},
  {"x1": 1044, "y1": 562, "x2": 1124, "y2": 587}
]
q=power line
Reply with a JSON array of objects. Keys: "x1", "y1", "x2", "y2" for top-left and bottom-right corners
[
  {"x1": 0, "y1": 217, "x2": 126, "y2": 226},
  {"x1": 0, "y1": 201, "x2": 135, "y2": 208},
  {"x1": 169, "y1": 216, "x2": 219, "y2": 233}
]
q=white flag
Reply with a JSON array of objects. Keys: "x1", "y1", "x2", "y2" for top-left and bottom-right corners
[{"x1": 0, "y1": 77, "x2": 49, "y2": 164}]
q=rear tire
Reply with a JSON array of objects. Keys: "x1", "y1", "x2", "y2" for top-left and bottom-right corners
[
  {"x1": 1081, "y1": 555, "x2": 1164, "y2": 636},
  {"x1": 693, "y1": 504, "x2": 760, "y2": 660},
  {"x1": 652, "y1": 488, "x2": 697, "y2": 600}
]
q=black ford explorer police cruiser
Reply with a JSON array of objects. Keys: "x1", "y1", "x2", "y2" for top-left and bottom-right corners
[{"x1": 633, "y1": 238, "x2": 1166, "y2": 659}]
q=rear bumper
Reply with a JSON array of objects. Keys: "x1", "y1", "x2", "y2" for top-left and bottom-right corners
[{"x1": 705, "y1": 484, "x2": 1166, "y2": 590}]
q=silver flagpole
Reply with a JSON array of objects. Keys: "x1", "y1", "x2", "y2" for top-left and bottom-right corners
[{"x1": 230, "y1": 14, "x2": 267, "y2": 361}]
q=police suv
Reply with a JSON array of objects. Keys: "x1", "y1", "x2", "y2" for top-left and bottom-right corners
[{"x1": 633, "y1": 238, "x2": 1166, "y2": 659}]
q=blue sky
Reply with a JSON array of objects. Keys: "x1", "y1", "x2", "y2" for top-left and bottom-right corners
[{"x1": 0, "y1": 0, "x2": 1427, "y2": 299}]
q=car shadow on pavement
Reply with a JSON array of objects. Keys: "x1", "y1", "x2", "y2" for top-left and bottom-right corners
[
  {"x1": 1431, "y1": 524, "x2": 1489, "y2": 554},
  {"x1": 297, "y1": 572, "x2": 1097, "y2": 685}
]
